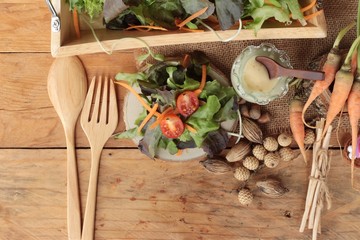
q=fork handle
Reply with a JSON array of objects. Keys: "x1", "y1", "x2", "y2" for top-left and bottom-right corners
[
  {"x1": 82, "y1": 147, "x2": 103, "y2": 240},
  {"x1": 65, "y1": 131, "x2": 82, "y2": 240}
]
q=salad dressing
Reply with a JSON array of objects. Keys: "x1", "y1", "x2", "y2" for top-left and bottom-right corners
[{"x1": 242, "y1": 56, "x2": 279, "y2": 93}]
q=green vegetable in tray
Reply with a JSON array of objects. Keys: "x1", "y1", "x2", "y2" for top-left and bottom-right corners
[
  {"x1": 68, "y1": 0, "x2": 104, "y2": 19},
  {"x1": 68, "y1": 0, "x2": 309, "y2": 34}
]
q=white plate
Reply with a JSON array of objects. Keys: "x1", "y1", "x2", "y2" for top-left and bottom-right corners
[{"x1": 123, "y1": 62, "x2": 238, "y2": 161}]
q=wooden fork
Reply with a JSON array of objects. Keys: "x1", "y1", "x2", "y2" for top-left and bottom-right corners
[{"x1": 80, "y1": 76, "x2": 118, "y2": 240}]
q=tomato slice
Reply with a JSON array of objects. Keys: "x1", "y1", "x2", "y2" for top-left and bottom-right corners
[
  {"x1": 176, "y1": 91, "x2": 199, "y2": 117},
  {"x1": 160, "y1": 114, "x2": 185, "y2": 139}
]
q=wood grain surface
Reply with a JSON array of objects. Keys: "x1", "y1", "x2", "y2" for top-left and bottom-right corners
[
  {"x1": 1, "y1": 0, "x2": 360, "y2": 240},
  {"x1": 1, "y1": 149, "x2": 360, "y2": 240}
]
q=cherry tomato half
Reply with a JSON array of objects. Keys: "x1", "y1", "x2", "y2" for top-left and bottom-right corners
[
  {"x1": 176, "y1": 91, "x2": 199, "y2": 117},
  {"x1": 160, "y1": 114, "x2": 184, "y2": 139}
]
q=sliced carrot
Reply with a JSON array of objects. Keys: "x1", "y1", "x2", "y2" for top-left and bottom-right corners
[
  {"x1": 301, "y1": 0, "x2": 317, "y2": 13},
  {"x1": 176, "y1": 7, "x2": 208, "y2": 28},
  {"x1": 149, "y1": 107, "x2": 174, "y2": 130},
  {"x1": 73, "y1": 7, "x2": 81, "y2": 39},
  {"x1": 304, "y1": 9, "x2": 323, "y2": 21},
  {"x1": 194, "y1": 64, "x2": 207, "y2": 96},
  {"x1": 114, "y1": 81, "x2": 160, "y2": 117},
  {"x1": 185, "y1": 124, "x2": 197, "y2": 133},
  {"x1": 125, "y1": 25, "x2": 168, "y2": 31},
  {"x1": 138, "y1": 103, "x2": 159, "y2": 133}
]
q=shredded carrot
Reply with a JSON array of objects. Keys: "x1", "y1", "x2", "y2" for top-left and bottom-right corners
[
  {"x1": 149, "y1": 107, "x2": 174, "y2": 130},
  {"x1": 301, "y1": 0, "x2": 317, "y2": 13},
  {"x1": 194, "y1": 64, "x2": 207, "y2": 96},
  {"x1": 176, "y1": 149, "x2": 183, "y2": 156},
  {"x1": 176, "y1": 7, "x2": 208, "y2": 28},
  {"x1": 114, "y1": 81, "x2": 160, "y2": 117},
  {"x1": 181, "y1": 54, "x2": 191, "y2": 68},
  {"x1": 138, "y1": 103, "x2": 159, "y2": 133},
  {"x1": 73, "y1": 7, "x2": 81, "y2": 39},
  {"x1": 125, "y1": 25, "x2": 168, "y2": 31},
  {"x1": 179, "y1": 27, "x2": 205, "y2": 33},
  {"x1": 185, "y1": 124, "x2": 197, "y2": 133},
  {"x1": 304, "y1": 9, "x2": 323, "y2": 21}
]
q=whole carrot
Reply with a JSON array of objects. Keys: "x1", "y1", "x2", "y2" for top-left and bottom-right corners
[
  {"x1": 302, "y1": 22, "x2": 355, "y2": 129},
  {"x1": 321, "y1": 36, "x2": 360, "y2": 139},
  {"x1": 348, "y1": 62, "x2": 360, "y2": 187},
  {"x1": 290, "y1": 98, "x2": 307, "y2": 164}
]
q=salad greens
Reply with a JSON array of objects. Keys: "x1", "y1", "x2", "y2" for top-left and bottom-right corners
[
  {"x1": 67, "y1": 0, "x2": 306, "y2": 33},
  {"x1": 114, "y1": 51, "x2": 239, "y2": 159},
  {"x1": 67, "y1": 0, "x2": 104, "y2": 19}
]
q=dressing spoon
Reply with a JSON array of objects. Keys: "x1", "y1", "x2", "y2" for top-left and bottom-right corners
[{"x1": 256, "y1": 56, "x2": 325, "y2": 81}]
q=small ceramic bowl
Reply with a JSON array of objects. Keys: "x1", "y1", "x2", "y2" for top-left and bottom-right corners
[
  {"x1": 231, "y1": 43, "x2": 293, "y2": 105},
  {"x1": 343, "y1": 138, "x2": 360, "y2": 168}
]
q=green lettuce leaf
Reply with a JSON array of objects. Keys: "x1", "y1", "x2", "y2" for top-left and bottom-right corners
[
  {"x1": 114, "y1": 127, "x2": 138, "y2": 139},
  {"x1": 142, "y1": 0, "x2": 185, "y2": 29},
  {"x1": 199, "y1": 80, "x2": 236, "y2": 105},
  {"x1": 245, "y1": 5, "x2": 290, "y2": 34},
  {"x1": 115, "y1": 72, "x2": 146, "y2": 85},
  {"x1": 190, "y1": 95, "x2": 221, "y2": 120},
  {"x1": 214, "y1": 97, "x2": 237, "y2": 122},
  {"x1": 160, "y1": 139, "x2": 178, "y2": 155},
  {"x1": 68, "y1": 0, "x2": 104, "y2": 19},
  {"x1": 280, "y1": 0, "x2": 304, "y2": 20},
  {"x1": 180, "y1": 0, "x2": 215, "y2": 19}
]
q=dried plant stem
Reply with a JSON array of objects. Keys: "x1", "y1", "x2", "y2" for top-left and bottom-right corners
[
  {"x1": 300, "y1": 118, "x2": 332, "y2": 240},
  {"x1": 299, "y1": 119, "x2": 324, "y2": 232}
]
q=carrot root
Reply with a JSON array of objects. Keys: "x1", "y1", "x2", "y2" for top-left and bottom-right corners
[
  {"x1": 322, "y1": 67, "x2": 354, "y2": 139},
  {"x1": 302, "y1": 49, "x2": 342, "y2": 129},
  {"x1": 290, "y1": 99, "x2": 307, "y2": 164},
  {"x1": 347, "y1": 79, "x2": 360, "y2": 187}
]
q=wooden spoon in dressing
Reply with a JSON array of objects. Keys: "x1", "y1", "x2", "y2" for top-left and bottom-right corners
[
  {"x1": 256, "y1": 56, "x2": 325, "y2": 81},
  {"x1": 47, "y1": 56, "x2": 87, "y2": 240}
]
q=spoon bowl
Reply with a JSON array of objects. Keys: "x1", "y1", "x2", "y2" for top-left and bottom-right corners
[
  {"x1": 47, "y1": 56, "x2": 87, "y2": 240},
  {"x1": 255, "y1": 56, "x2": 325, "y2": 81}
]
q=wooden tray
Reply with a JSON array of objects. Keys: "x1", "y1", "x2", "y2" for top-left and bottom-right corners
[{"x1": 50, "y1": 0, "x2": 327, "y2": 57}]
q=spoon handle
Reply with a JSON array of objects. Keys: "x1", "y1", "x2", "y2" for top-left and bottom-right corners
[
  {"x1": 280, "y1": 68, "x2": 325, "y2": 81},
  {"x1": 66, "y1": 131, "x2": 82, "y2": 240}
]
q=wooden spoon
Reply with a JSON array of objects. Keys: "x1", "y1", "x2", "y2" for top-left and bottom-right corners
[
  {"x1": 47, "y1": 56, "x2": 87, "y2": 240},
  {"x1": 256, "y1": 56, "x2": 325, "y2": 81}
]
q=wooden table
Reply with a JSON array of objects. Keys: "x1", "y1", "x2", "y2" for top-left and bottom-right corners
[{"x1": 1, "y1": 1, "x2": 360, "y2": 239}]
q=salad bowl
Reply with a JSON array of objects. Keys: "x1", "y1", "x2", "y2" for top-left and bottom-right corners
[{"x1": 121, "y1": 54, "x2": 240, "y2": 161}]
